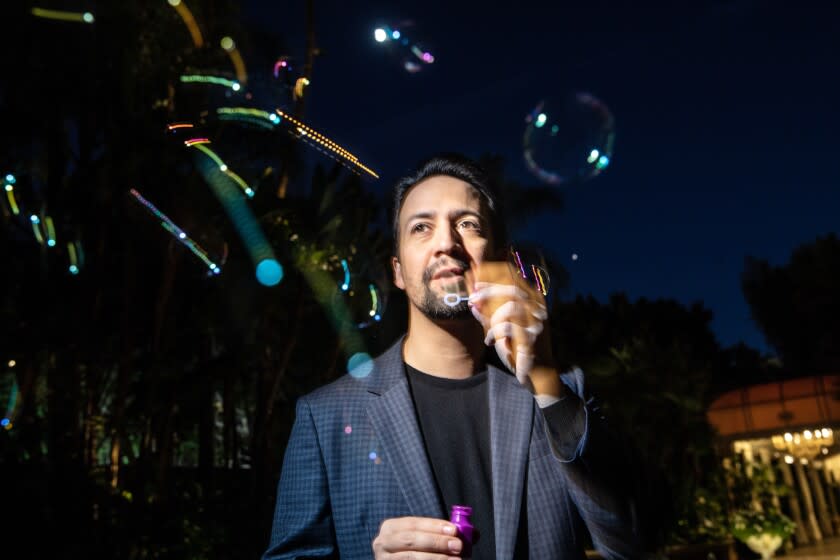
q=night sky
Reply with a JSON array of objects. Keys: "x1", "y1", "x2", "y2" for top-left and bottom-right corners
[{"x1": 243, "y1": 0, "x2": 840, "y2": 353}]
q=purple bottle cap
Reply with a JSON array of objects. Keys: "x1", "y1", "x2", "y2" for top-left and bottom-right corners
[{"x1": 449, "y1": 504, "x2": 474, "y2": 557}]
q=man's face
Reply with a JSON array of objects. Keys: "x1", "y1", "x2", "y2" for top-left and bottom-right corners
[{"x1": 392, "y1": 175, "x2": 494, "y2": 320}]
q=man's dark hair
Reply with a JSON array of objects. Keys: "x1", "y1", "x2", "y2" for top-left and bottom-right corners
[{"x1": 391, "y1": 153, "x2": 506, "y2": 255}]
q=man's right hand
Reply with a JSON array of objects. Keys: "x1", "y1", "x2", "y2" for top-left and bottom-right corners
[{"x1": 372, "y1": 516, "x2": 463, "y2": 559}]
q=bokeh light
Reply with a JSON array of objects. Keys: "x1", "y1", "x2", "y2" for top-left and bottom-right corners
[
  {"x1": 347, "y1": 352, "x2": 374, "y2": 378},
  {"x1": 523, "y1": 92, "x2": 615, "y2": 185},
  {"x1": 256, "y1": 258, "x2": 283, "y2": 286},
  {"x1": 374, "y1": 28, "x2": 387, "y2": 42}
]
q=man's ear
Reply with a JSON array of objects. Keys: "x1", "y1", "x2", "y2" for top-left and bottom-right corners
[{"x1": 391, "y1": 256, "x2": 405, "y2": 290}]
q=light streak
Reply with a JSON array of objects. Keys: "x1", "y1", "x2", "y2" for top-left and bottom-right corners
[
  {"x1": 167, "y1": 123, "x2": 194, "y2": 131},
  {"x1": 293, "y1": 77, "x2": 310, "y2": 100},
  {"x1": 273, "y1": 58, "x2": 291, "y2": 77},
  {"x1": 5, "y1": 189, "x2": 20, "y2": 215},
  {"x1": 4, "y1": 378, "x2": 19, "y2": 426},
  {"x1": 30, "y1": 215, "x2": 44, "y2": 244},
  {"x1": 216, "y1": 107, "x2": 279, "y2": 131},
  {"x1": 68, "y1": 242, "x2": 80, "y2": 274},
  {"x1": 532, "y1": 265, "x2": 548, "y2": 296},
  {"x1": 168, "y1": 0, "x2": 204, "y2": 47},
  {"x1": 183, "y1": 137, "x2": 211, "y2": 146},
  {"x1": 180, "y1": 75, "x2": 240, "y2": 91},
  {"x1": 31, "y1": 8, "x2": 94, "y2": 23},
  {"x1": 275, "y1": 110, "x2": 379, "y2": 179},
  {"x1": 130, "y1": 188, "x2": 222, "y2": 275},
  {"x1": 193, "y1": 155, "x2": 280, "y2": 285},
  {"x1": 45, "y1": 216, "x2": 56, "y2": 247},
  {"x1": 220, "y1": 37, "x2": 247, "y2": 85},
  {"x1": 368, "y1": 284, "x2": 381, "y2": 320},
  {"x1": 340, "y1": 259, "x2": 350, "y2": 291},
  {"x1": 190, "y1": 144, "x2": 254, "y2": 198}
]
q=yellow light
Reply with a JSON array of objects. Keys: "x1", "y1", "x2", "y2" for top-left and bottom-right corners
[
  {"x1": 804, "y1": 430, "x2": 813, "y2": 440},
  {"x1": 7, "y1": 360, "x2": 15, "y2": 367},
  {"x1": 784, "y1": 432, "x2": 792, "y2": 442},
  {"x1": 31, "y1": 7, "x2": 93, "y2": 23},
  {"x1": 32, "y1": 222, "x2": 44, "y2": 244},
  {"x1": 169, "y1": 0, "x2": 204, "y2": 48},
  {"x1": 220, "y1": 36, "x2": 235, "y2": 51},
  {"x1": 229, "y1": 50, "x2": 247, "y2": 84},
  {"x1": 784, "y1": 455, "x2": 794, "y2": 464},
  {"x1": 294, "y1": 77, "x2": 310, "y2": 99},
  {"x1": 275, "y1": 110, "x2": 380, "y2": 179},
  {"x1": 6, "y1": 190, "x2": 20, "y2": 215}
]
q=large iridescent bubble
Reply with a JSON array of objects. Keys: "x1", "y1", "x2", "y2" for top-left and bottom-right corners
[{"x1": 522, "y1": 92, "x2": 615, "y2": 185}]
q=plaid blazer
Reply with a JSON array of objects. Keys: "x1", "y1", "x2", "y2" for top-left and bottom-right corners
[{"x1": 263, "y1": 337, "x2": 646, "y2": 559}]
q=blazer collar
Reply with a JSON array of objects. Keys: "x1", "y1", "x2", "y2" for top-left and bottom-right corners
[
  {"x1": 364, "y1": 336, "x2": 533, "y2": 559},
  {"x1": 365, "y1": 336, "x2": 444, "y2": 519}
]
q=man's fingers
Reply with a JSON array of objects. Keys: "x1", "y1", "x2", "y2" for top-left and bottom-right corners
[
  {"x1": 384, "y1": 531, "x2": 462, "y2": 554},
  {"x1": 373, "y1": 517, "x2": 462, "y2": 558}
]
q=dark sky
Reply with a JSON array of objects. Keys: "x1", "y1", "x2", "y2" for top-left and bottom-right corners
[{"x1": 243, "y1": 0, "x2": 840, "y2": 353}]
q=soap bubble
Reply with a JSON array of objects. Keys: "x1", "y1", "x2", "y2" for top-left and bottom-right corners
[
  {"x1": 326, "y1": 257, "x2": 385, "y2": 329},
  {"x1": 522, "y1": 92, "x2": 615, "y2": 185}
]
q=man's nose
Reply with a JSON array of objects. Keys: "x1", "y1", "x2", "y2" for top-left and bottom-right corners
[{"x1": 435, "y1": 224, "x2": 463, "y2": 253}]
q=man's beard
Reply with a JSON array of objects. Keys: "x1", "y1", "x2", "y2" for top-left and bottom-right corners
[{"x1": 418, "y1": 260, "x2": 472, "y2": 320}]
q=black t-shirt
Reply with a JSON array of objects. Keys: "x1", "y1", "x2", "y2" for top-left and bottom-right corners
[{"x1": 405, "y1": 363, "x2": 495, "y2": 559}]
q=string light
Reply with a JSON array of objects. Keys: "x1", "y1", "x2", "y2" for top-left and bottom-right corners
[
  {"x1": 275, "y1": 110, "x2": 379, "y2": 178},
  {"x1": 129, "y1": 188, "x2": 222, "y2": 275}
]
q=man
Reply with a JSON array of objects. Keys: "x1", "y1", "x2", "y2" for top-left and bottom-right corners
[{"x1": 263, "y1": 154, "x2": 652, "y2": 559}]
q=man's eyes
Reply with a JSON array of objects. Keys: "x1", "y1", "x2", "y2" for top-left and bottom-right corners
[
  {"x1": 409, "y1": 219, "x2": 481, "y2": 234},
  {"x1": 458, "y1": 220, "x2": 480, "y2": 230}
]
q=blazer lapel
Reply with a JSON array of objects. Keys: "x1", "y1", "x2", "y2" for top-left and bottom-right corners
[
  {"x1": 366, "y1": 340, "x2": 443, "y2": 519},
  {"x1": 488, "y1": 367, "x2": 533, "y2": 559}
]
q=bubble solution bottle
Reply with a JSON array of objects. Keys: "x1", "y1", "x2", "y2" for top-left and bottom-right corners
[{"x1": 449, "y1": 505, "x2": 474, "y2": 558}]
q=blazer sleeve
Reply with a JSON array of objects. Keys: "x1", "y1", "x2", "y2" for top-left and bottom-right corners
[
  {"x1": 263, "y1": 397, "x2": 338, "y2": 560},
  {"x1": 537, "y1": 368, "x2": 664, "y2": 559}
]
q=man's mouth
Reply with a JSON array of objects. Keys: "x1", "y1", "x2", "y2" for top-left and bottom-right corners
[{"x1": 432, "y1": 267, "x2": 466, "y2": 280}]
